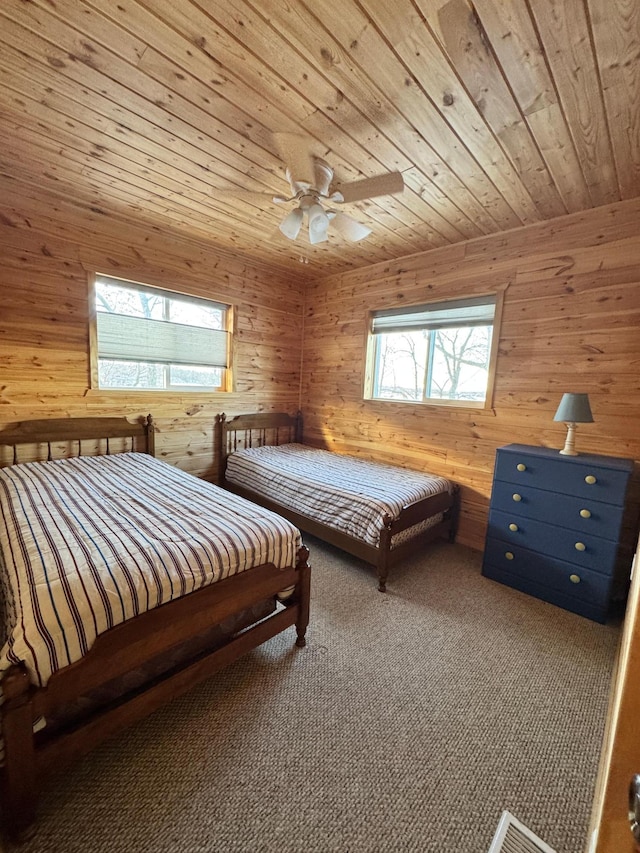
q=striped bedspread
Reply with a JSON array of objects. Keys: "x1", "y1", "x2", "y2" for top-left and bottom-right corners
[
  {"x1": 225, "y1": 443, "x2": 452, "y2": 548},
  {"x1": 0, "y1": 452, "x2": 302, "y2": 687}
]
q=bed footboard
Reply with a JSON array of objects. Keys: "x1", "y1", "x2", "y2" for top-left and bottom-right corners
[
  {"x1": 1, "y1": 547, "x2": 310, "y2": 842},
  {"x1": 376, "y1": 485, "x2": 460, "y2": 591}
]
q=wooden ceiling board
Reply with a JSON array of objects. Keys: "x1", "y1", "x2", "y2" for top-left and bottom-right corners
[
  {"x1": 360, "y1": 0, "x2": 540, "y2": 225},
  {"x1": 469, "y1": 0, "x2": 594, "y2": 214},
  {"x1": 0, "y1": 0, "x2": 637, "y2": 277},
  {"x1": 528, "y1": 0, "x2": 619, "y2": 208},
  {"x1": 303, "y1": 0, "x2": 519, "y2": 232},
  {"x1": 427, "y1": 0, "x2": 568, "y2": 220},
  {"x1": 589, "y1": 0, "x2": 640, "y2": 199},
  {"x1": 110, "y1": 3, "x2": 440, "y2": 257},
  {"x1": 253, "y1": 0, "x2": 505, "y2": 242}
]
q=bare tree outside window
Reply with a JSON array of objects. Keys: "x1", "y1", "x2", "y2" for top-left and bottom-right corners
[
  {"x1": 376, "y1": 331, "x2": 428, "y2": 400},
  {"x1": 429, "y1": 326, "x2": 492, "y2": 399},
  {"x1": 374, "y1": 326, "x2": 492, "y2": 403}
]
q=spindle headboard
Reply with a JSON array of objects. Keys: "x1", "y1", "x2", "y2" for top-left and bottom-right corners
[
  {"x1": 0, "y1": 415, "x2": 155, "y2": 466},
  {"x1": 215, "y1": 411, "x2": 302, "y2": 486}
]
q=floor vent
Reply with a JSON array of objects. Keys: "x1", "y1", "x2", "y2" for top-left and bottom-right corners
[{"x1": 488, "y1": 810, "x2": 557, "y2": 853}]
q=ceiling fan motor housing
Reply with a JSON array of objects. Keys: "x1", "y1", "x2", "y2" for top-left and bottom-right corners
[{"x1": 286, "y1": 158, "x2": 333, "y2": 198}]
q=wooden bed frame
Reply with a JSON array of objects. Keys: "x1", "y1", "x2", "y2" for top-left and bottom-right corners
[
  {"x1": 216, "y1": 411, "x2": 459, "y2": 592},
  {"x1": 0, "y1": 415, "x2": 310, "y2": 841}
]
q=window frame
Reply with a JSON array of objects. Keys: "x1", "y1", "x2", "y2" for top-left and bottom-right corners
[
  {"x1": 88, "y1": 272, "x2": 235, "y2": 394},
  {"x1": 363, "y1": 289, "x2": 505, "y2": 410}
]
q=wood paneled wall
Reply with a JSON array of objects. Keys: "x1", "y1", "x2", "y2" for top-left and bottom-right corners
[
  {"x1": 301, "y1": 198, "x2": 640, "y2": 551},
  {"x1": 2, "y1": 187, "x2": 639, "y2": 552},
  {"x1": 0, "y1": 187, "x2": 303, "y2": 478}
]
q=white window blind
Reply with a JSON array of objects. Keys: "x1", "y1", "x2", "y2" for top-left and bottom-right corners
[
  {"x1": 96, "y1": 313, "x2": 228, "y2": 368},
  {"x1": 372, "y1": 295, "x2": 496, "y2": 334},
  {"x1": 93, "y1": 273, "x2": 232, "y2": 392}
]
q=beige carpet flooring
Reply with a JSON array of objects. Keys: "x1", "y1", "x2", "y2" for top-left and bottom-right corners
[{"x1": 9, "y1": 538, "x2": 620, "y2": 853}]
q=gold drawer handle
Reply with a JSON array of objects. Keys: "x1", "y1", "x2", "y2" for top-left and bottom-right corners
[
  {"x1": 585, "y1": 475, "x2": 597, "y2": 485},
  {"x1": 505, "y1": 552, "x2": 514, "y2": 560},
  {"x1": 569, "y1": 574, "x2": 581, "y2": 584},
  {"x1": 508, "y1": 523, "x2": 519, "y2": 532},
  {"x1": 516, "y1": 463, "x2": 527, "y2": 472},
  {"x1": 512, "y1": 493, "x2": 522, "y2": 502},
  {"x1": 580, "y1": 509, "x2": 591, "y2": 519},
  {"x1": 575, "y1": 542, "x2": 586, "y2": 552}
]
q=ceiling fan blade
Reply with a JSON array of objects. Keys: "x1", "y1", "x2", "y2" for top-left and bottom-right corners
[
  {"x1": 212, "y1": 189, "x2": 290, "y2": 205},
  {"x1": 273, "y1": 132, "x2": 316, "y2": 186},
  {"x1": 329, "y1": 211, "x2": 372, "y2": 242},
  {"x1": 332, "y1": 171, "x2": 404, "y2": 203}
]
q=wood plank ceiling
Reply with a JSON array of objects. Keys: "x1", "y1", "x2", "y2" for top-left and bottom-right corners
[{"x1": 0, "y1": 0, "x2": 638, "y2": 277}]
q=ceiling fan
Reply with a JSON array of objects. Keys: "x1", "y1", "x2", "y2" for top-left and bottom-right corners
[{"x1": 270, "y1": 133, "x2": 405, "y2": 244}]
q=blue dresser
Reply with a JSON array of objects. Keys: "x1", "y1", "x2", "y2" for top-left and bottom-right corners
[{"x1": 481, "y1": 444, "x2": 638, "y2": 623}]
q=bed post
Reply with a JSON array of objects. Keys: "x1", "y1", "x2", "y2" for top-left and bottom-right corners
[
  {"x1": 1, "y1": 665, "x2": 37, "y2": 841},
  {"x1": 144, "y1": 413, "x2": 155, "y2": 457},
  {"x1": 214, "y1": 413, "x2": 226, "y2": 486},
  {"x1": 377, "y1": 515, "x2": 393, "y2": 592},
  {"x1": 295, "y1": 410, "x2": 303, "y2": 443},
  {"x1": 447, "y1": 484, "x2": 461, "y2": 542},
  {"x1": 294, "y1": 545, "x2": 311, "y2": 647}
]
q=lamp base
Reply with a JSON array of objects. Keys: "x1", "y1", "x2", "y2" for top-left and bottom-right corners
[{"x1": 559, "y1": 422, "x2": 578, "y2": 456}]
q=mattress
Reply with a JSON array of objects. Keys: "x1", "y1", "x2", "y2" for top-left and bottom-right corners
[
  {"x1": 0, "y1": 452, "x2": 302, "y2": 686},
  {"x1": 225, "y1": 443, "x2": 452, "y2": 548}
]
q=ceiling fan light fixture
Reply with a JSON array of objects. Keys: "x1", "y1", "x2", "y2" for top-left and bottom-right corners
[
  {"x1": 330, "y1": 211, "x2": 372, "y2": 242},
  {"x1": 279, "y1": 206, "x2": 304, "y2": 240},
  {"x1": 308, "y1": 202, "x2": 329, "y2": 244}
]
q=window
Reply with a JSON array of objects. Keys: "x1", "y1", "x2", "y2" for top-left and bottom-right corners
[
  {"x1": 91, "y1": 274, "x2": 232, "y2": 392},
  {"x1": 365, "y1": 294, "x2": 501, "y2": 407}
]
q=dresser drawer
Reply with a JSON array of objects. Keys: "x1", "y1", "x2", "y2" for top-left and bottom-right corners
[
  {"x1": 489, "y1": 480, "x2": 625, "y2": 540},
  {"x1": 487, "y1": 509, "x2": 620, "y2": 574},
  {"x1": 483, "y1": 538, "x2": 612, "y2": 607},
  {"x1": 481, "y1": 565, "x2": 608, "y2": 623},
  {"x1": 495, "y1": 450, "x2": 630, "y2": 504}
]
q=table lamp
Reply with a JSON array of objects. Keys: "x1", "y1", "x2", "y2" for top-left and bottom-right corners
[{"x1": 553, "y1": 393, "x2": 594, "y2": 456}]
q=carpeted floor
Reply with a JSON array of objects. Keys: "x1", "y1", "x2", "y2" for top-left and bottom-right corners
[{"x1": 9, "y1": 538, "x2": 620, "y2": 853}]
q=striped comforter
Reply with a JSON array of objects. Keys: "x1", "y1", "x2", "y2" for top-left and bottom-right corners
[
  {"x1": 0, "y1": 452, "x2": 302, "y2": 687},
  {"x1": 225, "y1": 443, "x2": 452, "y2": 548}
]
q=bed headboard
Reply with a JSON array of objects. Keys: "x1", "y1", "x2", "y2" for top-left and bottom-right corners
[
  {"x1": 0, "y1": 415, "x2": 156, "y2": 467},
  {"x1": 215, "y1": 411, "x2": 302, "y2": 486}
]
